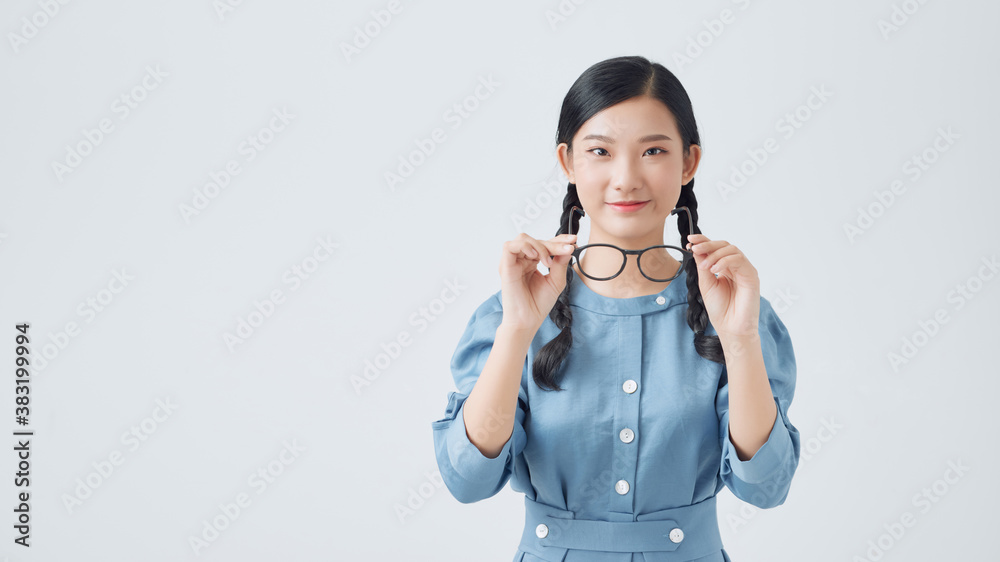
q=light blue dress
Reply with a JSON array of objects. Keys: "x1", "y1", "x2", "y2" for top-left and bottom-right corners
[{"x1": 431, "y1": 266, "x2": 800, "y2": 561}]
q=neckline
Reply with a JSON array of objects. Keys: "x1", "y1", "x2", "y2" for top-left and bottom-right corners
[{"x1": 568, "y1": 265, "x2": 688, "y2": 316}]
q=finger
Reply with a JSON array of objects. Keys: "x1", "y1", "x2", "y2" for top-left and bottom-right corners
[
  {"x1": 526, "y1": 238, "x2": 555, "y2": 267},
  {"x1": 688, "y1": 245, "x2": 713, "y2": 283},
  {"x1": 697, "y1": 246, "x2": 738, "y2": 271},
  {"x1": 688, "y1": 239, "x2": 721, "y2": 258},
  {"x1": 513, "y1": 239, "x2": 542, "y2": 263},
  {"x1": 709, "y1": 254, "x2": 746, "y2": 279},
  {"x1": 545, "y1": 238, "x2": 577, "y2": 255},
  {"x1": 694, "y1": 254, "x2": 720, "y2": 287},
  {"x1": 544, "y1": 244, "x2": 577, "y2": 272},
  {"x1": 547, "y1": 251, "x2": 572, "y2": 272},
  {"x1": 687, "y1": 240, "x2": 716, "y2": 265},
  {"x1": 545, "y1": 236, "x2": 578, "y2": 258},
  {"x1": 687, "y1": 233, "x2": 709, "y2": 246},
  {"x1": 501, "y1": 239, "x2": 539, "y2": 273}
]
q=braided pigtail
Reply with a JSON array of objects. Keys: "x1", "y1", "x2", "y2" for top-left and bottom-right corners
[
  {"x1": 676, "y1": 182, "x2": 726, "y2": 364},
  {"x1": 530, "y1": 184, "x2": 583, "y2": 392}
]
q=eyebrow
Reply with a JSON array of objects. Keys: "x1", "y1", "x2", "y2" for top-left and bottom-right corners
[{"x1": 581, "y1": 133, "x2": 673, "y2": 143}]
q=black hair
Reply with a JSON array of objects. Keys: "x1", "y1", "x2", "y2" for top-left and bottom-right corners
[{"x1": 532, "y1": 55, "x2": 725, "y2": 392}]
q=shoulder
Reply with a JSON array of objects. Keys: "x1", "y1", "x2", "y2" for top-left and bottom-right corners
[
  {"x1": 459, "y1": 289, "x2": 504, "y2": 331},
  {"x1": 757, "y1": 295, "x2": 796, "y2": 379},
  {"x1": 758, "y1": 295, "x2": 790, "y2": 339}
]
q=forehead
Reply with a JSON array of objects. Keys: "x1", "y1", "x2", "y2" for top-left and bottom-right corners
[{"x1": 576, "y1": 96, "x2": 679, "y2": 140}]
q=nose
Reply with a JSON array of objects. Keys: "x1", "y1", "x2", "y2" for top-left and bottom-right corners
[{"x1": 610, "y1": 153, "x2": 642, "y2": 193}]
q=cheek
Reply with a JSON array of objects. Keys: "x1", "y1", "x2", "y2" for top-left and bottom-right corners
[
  {"x1": 573, "y1": 158, "x2": 609, "y2": 185},
  {"x1": 660, "y1": 167, "x2": 680, "y2": 182},
  {"x1": 570, "y1": 161, "x2": 592, "y2": 188},
  {"x1": 650, "y1": 160, "x2": 684, "y2": 182},
  {"x1": 574, "y1": 157, "x2": 596, "y2": 174}
]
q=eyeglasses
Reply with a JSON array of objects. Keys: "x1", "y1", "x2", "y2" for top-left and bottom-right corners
[{"x1": 566, "y1": 205, "x2": 695, "y2": 282}]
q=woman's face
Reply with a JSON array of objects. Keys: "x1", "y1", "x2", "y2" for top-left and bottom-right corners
[{"x1": 557, "y1": 95, "x2": 701, "y2": 249}]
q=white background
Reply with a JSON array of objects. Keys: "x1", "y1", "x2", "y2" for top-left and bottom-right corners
[{"x1": 1, "y1": 0, "x2": 997, "y2": 560}]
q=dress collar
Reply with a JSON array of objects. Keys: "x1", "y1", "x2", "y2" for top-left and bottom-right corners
[{"x1": 568, "y1": 265, "x2": 689, "y2": 316}]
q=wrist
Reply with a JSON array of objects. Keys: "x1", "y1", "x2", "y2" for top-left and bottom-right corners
[
  {"x1": 497, "y1": 321, "x2": 538, "y2": 344},
  {"x1": 718, "y1": 330, "x2": 760, "y2": 356}
]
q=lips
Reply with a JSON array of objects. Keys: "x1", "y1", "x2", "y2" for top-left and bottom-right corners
[{"x1": 607, "y1": 200, "x2": 649, "y2": 212}]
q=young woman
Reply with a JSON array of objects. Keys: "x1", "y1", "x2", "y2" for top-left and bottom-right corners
[{"x1": 432, "y1": 55, "x2": 800, "y2": 562}]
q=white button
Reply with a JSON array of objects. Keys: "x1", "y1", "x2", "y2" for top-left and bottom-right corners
[
  {"x1": 615, "y1": 479, "x2": 629, "y2": 495},
  {"x1": 536, "y1": 523, "x2": 549, "y2": 538},
  {"x1": 619, "y1": 428, "x2": 634, "y2": 443},
  {"x1": 655, "y1": 296, "x2": 666, "y2": 305},
  {"x1": 622, "y1": 380, "x2": 637, "y2": 394},
  {"x1": 669, "y1": 527, "x2": 684, "y2": 543}
]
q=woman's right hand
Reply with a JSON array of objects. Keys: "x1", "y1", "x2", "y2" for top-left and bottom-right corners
[{"x1": 498, "y1": 233, "x2": 578, "y2": 332}]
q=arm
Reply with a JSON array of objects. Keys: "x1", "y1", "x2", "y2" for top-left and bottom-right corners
[
  {"x1": 462, "y1": 323, "x2": 535, "y2": 459},
  {"x1": 716, "y1": 296, "x2": 801, "y2": 509},
  {"x1": 431, "y1": 295, "x2": 532, "y2": 504},
  {"x1": 720, "y1": 331, "x2": 777, "y2": 462}
]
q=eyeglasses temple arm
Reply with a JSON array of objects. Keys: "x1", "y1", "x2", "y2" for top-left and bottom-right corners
[
  {"x1": 671, "y1": 206, "x2": 694, "y2": 250},
  {"x1": 567, "y1": 205, "x2": 585, "y2": 237}
]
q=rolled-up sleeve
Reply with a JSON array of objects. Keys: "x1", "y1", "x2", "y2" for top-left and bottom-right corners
[
  {"x1": 716, "y1": 296, "x2": 801, "y2": 509},
  {"x1": 431, "y1": 294, "x2": 528, "y2": 504}
]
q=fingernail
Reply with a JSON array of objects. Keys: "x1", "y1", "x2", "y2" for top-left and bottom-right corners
[{"x1": 564, "y1": 244, "x2": 574, "y2": 251}]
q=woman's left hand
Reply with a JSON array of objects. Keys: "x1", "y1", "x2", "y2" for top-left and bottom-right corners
[{"x1": 686, "y1": 233, "x2": 760, "y2": 339}]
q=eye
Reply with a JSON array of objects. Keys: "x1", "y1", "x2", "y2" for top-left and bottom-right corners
[
  {"x1": 587, "y1": 147, "x2": 609, "y2": 156},
  {"x1": 645, "y1": 148, "x2": 667, "y2": 156}
]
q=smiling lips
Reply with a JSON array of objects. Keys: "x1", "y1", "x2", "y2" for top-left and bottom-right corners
[{"x1": 607, "y1": 200, "x2": 649, "y2": 212}]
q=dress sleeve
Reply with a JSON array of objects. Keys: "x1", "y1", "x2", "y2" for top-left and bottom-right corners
[
  {"x1": 431, "y1": 293, "x2": 528, "y2": 504},
  {"x1": 716, "y1": 295, "x2": 801, "y2": 509}
]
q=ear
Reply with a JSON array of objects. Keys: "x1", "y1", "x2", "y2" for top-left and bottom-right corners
[
  {"x1": 556, "y1": 143, "x2": 575, "y2": 184},
  {"x1": 682, "y1": 144, "x2": 702, "y2": 184}
]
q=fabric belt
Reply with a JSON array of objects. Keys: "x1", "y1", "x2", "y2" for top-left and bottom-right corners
[{"x1": 518, "y1": 495, "x2": 724, "y2": 561}]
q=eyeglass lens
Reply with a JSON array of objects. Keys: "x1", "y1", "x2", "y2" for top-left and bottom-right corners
[{"x1": 576, "y1": 245, "x2": 686, "y2": 282}]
